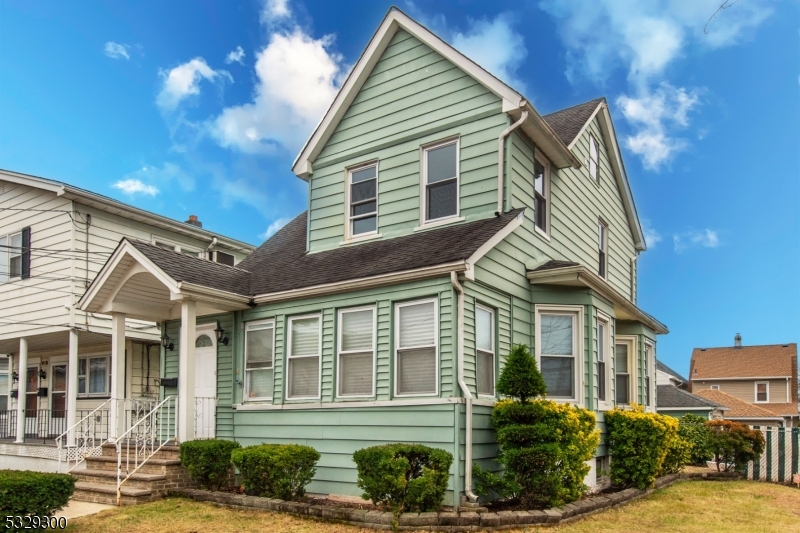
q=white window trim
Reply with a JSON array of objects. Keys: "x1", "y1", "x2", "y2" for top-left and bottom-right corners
[
  {"x1": 533, "y1": 149, "x2": 551, "y2": 240},
  {"x1": 476, "y1": 304, "x2": 495, "y2": 398},
  {"x1": 344, "y1": 160, "x2": 379, "y2": 242},
  {"x1": 336, "y1": 305, "x2": 377, "y2": 399},
  {"x1": 754, "y1": 381, "x2": 769, "y2": 403},
  {"x1": 151, "y1": 235, "x2": 203, "y2": 257},
  {"x1": 615, "y1": 335, "x2": 637, "y2": 407},
  {"x1": 77, "y1": 354, "x2": 111, "y2": 398},
  {"x1": 394, "y1": 298, "x2": 439, "y2": 398},
  {"x1": 598, "y1": 219, "x2": 608, "y2": 279},
  {"x1": 589, "y1": 134, "x2": 600, "y2": 183},
  {"x1": 645, "y1": 340, "x2": 655, "y2": 411},
  {"x1": 420, "y1": 137, "x2": 460, "y2": 226},
  {"x1": 244, "y1": 319, "x2": 274, "y2": 403},
  {"x1": 710, "y1": 384, "x2": 720, "y2": 390},
  {"x1": 0, "y1": 231, "x2": 22, "y2": 282},
  {"x1": 534, "y1": 304, "x2": 584, "y2": 406},
  {"x1": 286, "y1": 314, "x2": 323, "y2": 401},
  {"x1": 596, "y1": 311, "x2": 612, "y2": 411}
]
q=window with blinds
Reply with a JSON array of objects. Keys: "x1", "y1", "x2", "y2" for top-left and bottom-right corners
[
  {"x1": 287, "y1": 315, "x2": 321, "y2": 399},
  {"x1": 615, "y1": 343, "x2": 630, "y2": 405},
  {"x1": 338, "y1": 307, "x2": 375, "y2": 397},
  {"x1": 538, "y1": 311, "x2": 578, "y2": 401},
  {"x1": 245, "y1": 320, "x2": 274, "y2": 400},
  {"x1": 476, "y1": 305, "x2": 495, "y2": 396},
  {"x1": 395, "y1": 300, "x2": 437, "y2": 396}
]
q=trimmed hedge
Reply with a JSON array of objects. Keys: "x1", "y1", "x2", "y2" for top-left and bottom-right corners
[
  {"x1": 353, "y1": 443, "x2": 453, "y2": 514},
  {"x1": 231, "y1": 444, "x2": 319, "y2": 500},
  {"x1": 659, "y1": 435, "x2": 693, "y2": 476},
  {"x1": 678, "y1": 414, "x2": 713, "y2": 464},
  {"x1": 706, "y1": 420, "x2": 765, "y2": 471},
  {"x1": 0, "y1": 470, "x2": 75, "y2": 523},
  {"x1": 179, "y1": 439, "x2": 241, "y2": 490}
]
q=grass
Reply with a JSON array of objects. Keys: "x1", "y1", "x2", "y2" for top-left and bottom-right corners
[{"x1": 65, "y1": 481, "x2": 800, "y2": 533}]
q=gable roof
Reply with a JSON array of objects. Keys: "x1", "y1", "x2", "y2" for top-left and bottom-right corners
[
  {"x1": 694, "y1": 389, "x2": 787, "y2": 420},
  {"x1": 543, "y1": 98, "x2": 606, "y2": 146},
  {"x1": 690, "y1": 343, "x2": 796, "y2": 379},
  {"x1": 657, "y1": 360, "x2": 688, "y2": 383},
  {"x1": 292, "y1": 7, "x2": 580, "y2": 178},
  {"x1": 657, "y1": 384, "x2": 727, "y2": 410}
]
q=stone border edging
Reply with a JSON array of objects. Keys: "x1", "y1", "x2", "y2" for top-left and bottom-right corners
[{"x1": 172, "y1": 471, "x2": 742, "y2": 531}]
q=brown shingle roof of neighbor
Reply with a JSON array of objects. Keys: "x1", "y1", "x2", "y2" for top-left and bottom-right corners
[
  {"x1": 689, "y1": 343, "x2": 797, "y2": 379},
  {"x1": 126, "y1": 209, "x2": 524, "y2": 298},
  {"x1": 542, "y1": 97, "x2": 606, "y2": 146},
  {"x1": 657, "y1": 384, "x2": 727, "y2": 410},
  {"x1": 762, "y1": 403, "x2": 800, "y2": 417},
  {"x1": 694, "y1": 389, "x2": 785, "y2": 419}
]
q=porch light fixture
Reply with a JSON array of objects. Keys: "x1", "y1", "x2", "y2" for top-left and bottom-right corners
[
  {"x1": 214, "y1": 322, "x2": 229, "y2": 346},
  {"x1": 161, "y1": 333, "x2": 174, "y2": 351},
  {"x1": 38, "y1": 369, "x2": 47, "y2": 380},
  {"x1": 12, "y1": 371, "x2": 18, "y2": 383}
]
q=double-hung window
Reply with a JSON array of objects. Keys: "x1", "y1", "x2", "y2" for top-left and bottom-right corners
[
  {"x1": 245, "y1": 320, "x2": 274, "y2": 401},
  {"x1": 77, "y1": 355, "x2": 111, "y2": 397},
  {"x1": 533, "y1": 157, "x2": 549, "y2": 234},
  {"x1": 348, "y1": 163, "x2": 378, "y2": 237},
  {"x1": 645, "y1": 343, "x2": 654, "y2": 408},
  {"x1": 0, "y1": 232, "x2": 22, "y2": 282},
  {"x1": 615, "y1": 341, "x2": 632, "y2": 405},
  {"x1": 395, "y1": 300, "x2": 437, "y2": 396},
  {"x1": 537, "y1": 307, "x2": 580, "y2": 402},
  {"x1": 475, "y1": 305, "x2": 495, "y2": 396},
  {"x1": 598, "y1": 221, "x2": 608, "y2": 278},
  {"x1": 597, "y1": 316, "x2": 609, "y2": 407},
  {"x1": 0, "y1": 356, "x2": 8, "y2": 411},
  {"x1": 423, "y1": 139, "x2": 459, "y2": 222},
  {"x1": 287, "y1": 315, "x2": 321, "y2": 400},
  {"x1": 755, "y1": 382, "x2": 769, "y2": 403},
  {"x1": 589, "y1": 134, "x2": 599, "y2": 182},
  {"x1": 338, "y1": 307, "x2": 375, "y2": 397}
]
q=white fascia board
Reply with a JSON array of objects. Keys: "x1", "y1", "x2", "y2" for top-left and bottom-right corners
[
  {"x1": 174, "y1": 281, "x2": 251, "y2": 309},
  {"x1": 725, "y1": 416, "x2": 785, "y2": 422},
  {"x1": 253, "y1": 260, "x2": 466, "y2": 305},
  {"x1": 464, "y1": 210, "x2": 525, "y2": 280},
  {"x1": 292, "y1": 7, "x2": 525, "y2": 179},
  {"x1": 0, "y1": 168, "x2": 65, "y2": 195}
]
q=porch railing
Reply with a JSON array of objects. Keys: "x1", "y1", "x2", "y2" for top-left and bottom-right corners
[
  {"x1": 116, "y1": 396, "x2": 177, "y2": 505},
  {"x1": 0, "y1": 410, "x2": 17, "y2": 440},
  {"x1": 194, "y1": 397, "x2": 217, "y2": 439},
  {"x1": 56, "y1": 400, "x2": 112, "y2": 473}
]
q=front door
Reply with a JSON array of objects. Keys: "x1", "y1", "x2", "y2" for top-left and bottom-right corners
[
  {"x1": 24, "y1": 365, "x2": 39, "y2": 437},
  {"x1": 51, "y1": 364, "x2": 67, "y2": 437},
  {"x1": 194, "y1": 331, "x2": 217, "y2": 439}
]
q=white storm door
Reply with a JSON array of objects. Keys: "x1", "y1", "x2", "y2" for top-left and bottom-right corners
[{"x1": 193, "y1": 332, "x2": 217, "y2": 439}]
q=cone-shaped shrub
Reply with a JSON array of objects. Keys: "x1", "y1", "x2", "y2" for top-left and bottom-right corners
[{"x1": 495, "y1": 344, "x2": 546, "y2": 402}]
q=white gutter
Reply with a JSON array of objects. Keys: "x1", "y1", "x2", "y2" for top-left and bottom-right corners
[
  {"x1": 451, "y1": 271, "x2": 478, "y2": 503},
  {"x1": 496, "y1": 109, "x2": 528, "y2": 215}
]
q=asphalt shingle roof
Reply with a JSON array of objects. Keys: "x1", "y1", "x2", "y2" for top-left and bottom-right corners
[
  {"x1": 690, "y1": 344, "x2": 796, "y2": 379},
  {"x1": 529, "y1": 259, "x2": 579, "y2": 272},
  {"x1": 542, "y1": 98, "x2": 605, "y2": 146},
  {"x1": 657, "y1": 360, "x2": 688, "y2": 383},
  {"x1": 657, "y1": 384, "x2": 725, "y2": 409},
  {"x1": 694, "y1": 389, "x2": 785, "y2": 419}
]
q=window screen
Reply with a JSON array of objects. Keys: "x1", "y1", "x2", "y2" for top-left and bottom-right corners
[
  {"x1": 396, "y1": 301, "x2": 436, "y2": 395},
  {"x1": 338, "y1": 308, "x2": 374, "y2": 396},
  {"x1": 425, "y1": 142, "x2": 458, "y2": 221}
]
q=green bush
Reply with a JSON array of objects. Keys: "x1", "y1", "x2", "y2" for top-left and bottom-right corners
[
  {"x1": 605, "y1": 405, "x2": 678, "y2": 489},
  {"x1": 706, "y1": 420, "x2": 765, "y2": 471},
  {"x1": 678, "y1": 414, "x2": 713, "y2": 464},
  {"x1": 352, "y1": 443, "x2": 453, "y2": 514},
  {"x1": 496, "y1": 344, "x2": 546, "y2": 402},
  {"x1": 0, "y1": 470, "x2": 75, "y2": 527},
  {"x1": 231, "y1": 444, "x2": 320, "y2": 500},
  {"x1": 179, "y1": 439, "x2": 241, "y2": 490},
  {"x1": 659, "y1": 435, "x2": 693, "y2": 475}
]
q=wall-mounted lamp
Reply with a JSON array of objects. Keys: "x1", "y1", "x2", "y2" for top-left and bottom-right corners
[
  {"x1": 12, "y1": 371, "x2": 18, "y2": 383},
  {"x1": 38, "y1": 369, "x2": 47, "y2": 380},
  {"x1": 161, "y1": 333, "x2": 174, "y2": 351},
  {"x1": 214, "y1": 322, "x2": 229, "y2": 346}
]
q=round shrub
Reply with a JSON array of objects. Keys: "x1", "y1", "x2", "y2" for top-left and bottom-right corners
[
  {"x1": 231, "y1": 443, "x2": 320, "y2": 500},
  {"x1": 706, "y1": 420, "x2": 765, "y2": 471},
  {"x1": 678, "y1": 414, "x2": 713, "y2": 464},
  {"x1": 0, "y1": 470, "x2": 75, "y2": 526},
  {"x1": 605, "y1": 405, "x2": 679, "y2": 489},
  {"x1": 179, "y1": 439, "x2": 241, "y2": 491},
  {"x1": 352, "y1": 443, "x2": 453, "y2": 513}
]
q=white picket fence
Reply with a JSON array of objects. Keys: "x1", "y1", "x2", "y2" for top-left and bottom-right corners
[{"x1": 746, "y1": 426, "x2": 799, "y2": 484}]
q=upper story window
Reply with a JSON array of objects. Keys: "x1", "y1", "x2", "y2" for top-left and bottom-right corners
[
  {"x1": 395, "y1": 299, "x2": 437, "y2": 396},
  {"x1": 245, "y1": 320, "x2": 274, "y2": 401},
  {"x1": 533, "y1": 156, "x2": 550, "y2": 235},
  {"x1": 589, "y1": 134, "x2": 599, "y2": 182},
  {"x1": 0, "y1": 231, "x2": 22, "y2": 282},
  {"x1": 755, "y1": 381, "x2": 769, "y2": 403},
  {"x1": 338, "y1": 306, "x2": 375, "y2": 397},
  {"x1": 287, "y1": 315, "x2": 321, "y2": 400},
  {"x1": 476, "y1": 305, "x2": 495, "y2": 396},
  {"x1": 423, "y1": 139, "x2": 459, "y2": 223},
  {"x1": 348, "y1": 163, "x2": 378, "y2": 237},
  {"x1": 536, "y1": 306, "x2": 581, "y2": 403},
  {"x1": 597, "y1": 315, "x2": 610, "y2": 408},
  {"x1": 598, "y1": 221, "x2": 608, "y2": 278}
]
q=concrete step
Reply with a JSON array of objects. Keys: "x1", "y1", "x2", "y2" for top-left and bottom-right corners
[
  {"x1": 100, "y1": 442, "x2": 180, "y2": 460},
  {"x1": 72, "y1": 469, "x2": 166, "y2": 490},
  {"x1": 72, "y1": 482, "x2": 153, "y2": 506},
  {"x1": 84, "y1": 455, "x2": 179, "y2": 475}
]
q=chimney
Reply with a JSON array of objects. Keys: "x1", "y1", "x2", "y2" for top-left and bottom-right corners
[
  {"x1": 734, "y1": 333, "x2": 742, "y2": 348},
  {"x1": 185, "y1": 214, "x2": 202, "y2": 228}
]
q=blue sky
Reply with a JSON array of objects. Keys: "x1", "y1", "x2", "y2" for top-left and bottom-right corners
[{"x1": 0, "y1": 0, "x2": 797, "y2": 375}]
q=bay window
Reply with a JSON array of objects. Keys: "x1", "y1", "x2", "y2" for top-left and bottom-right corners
[
  {"x1": 597, "y1": 316, "x2": 610, "y2": 407},
  {"x1": 475, "y1": 305, "x2": 495, "y2": 396},
  {"x1": 536, "y1": 306, "x2": 581, "y2": 402},
  {"x1": 287, "y1": 315, "x2": 321, "y2": 400},
  {"x1": 338, "y1": 307, "x2": 375, "y2": 397},
  {"x1": 615, "y1": 340, "x2": 634, "y2": 405},
  {"x1": 395, "y1": 300, "x2": 437, "y2": 396},
  {"x1": 245, "y1": 320, "x2": 274, "y2": 401}
]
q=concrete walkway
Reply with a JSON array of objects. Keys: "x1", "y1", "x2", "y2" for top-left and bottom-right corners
[{"x1": 60, "y1": 500, "x2": 116, "y2": 520}]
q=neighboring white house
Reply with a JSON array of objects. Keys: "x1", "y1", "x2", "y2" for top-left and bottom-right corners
[{"x1": 0, "y1": 168, "x2": 255, "y2": 470}]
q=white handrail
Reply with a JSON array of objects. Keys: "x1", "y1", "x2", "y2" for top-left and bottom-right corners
[
  {"x1": 116, "y1": 395, "x2": 177, "y2": 506},
  {"x1": 56, "y1": 399, "x2": 112, "y2": 473}
]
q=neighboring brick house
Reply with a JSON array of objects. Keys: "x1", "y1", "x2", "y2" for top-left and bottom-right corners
[{"x1": 689, "y1": 336, "x2": 798, "y2": 427}]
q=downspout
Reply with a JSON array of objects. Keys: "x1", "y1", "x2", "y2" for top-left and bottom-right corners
[
  {"x1": 206, "y1": 236, "x2": 218, "y2": 259},
  {"x1": 496, "y1": 109, "x2": 529, "y2": 216},
  {"x1": 451, "y1": 271, "x2": 478, "y2": 503}
]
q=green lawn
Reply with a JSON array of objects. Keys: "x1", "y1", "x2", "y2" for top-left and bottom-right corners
[{"x1": 66, "y1": 481, "x2": 800, "y2": 533}]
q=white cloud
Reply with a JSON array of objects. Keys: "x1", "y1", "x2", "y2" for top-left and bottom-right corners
[
  {"x1": 123, "y1": 162, "x2": 195, "y2": 192},
  {"x1": 260, "y1": 217, "x2": 290, "y2": 240},
  {"x1": 641, "y1": 219, "x2": 663, "y2": 249},
  {"x1": 104, "y1": 42, "x2": 130, "y2": 60},
  {"x1": 673, "y1": 229, "x2": 721, "y2": 252},
  {"x1": 157, "y1": 58, "x2": 232, "y2": 111},
  {"x1": 112, "y1": 179, "x2": 159, "y2": 196},
  {"x1": 225, "y1": 46, "x2": 245, "y2": 65},
  {"x1": 261, "y1": 0, "x2": 291, "y2": 24}
]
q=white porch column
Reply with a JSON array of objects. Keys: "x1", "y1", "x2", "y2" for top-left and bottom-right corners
[
  {"x1": 109, "y1": 313, "x2": 126, "y2": 440},
  {"x1": 15, "y1": 338, "x2": 27, "y2": 443},
  {"x1": 178, "y1": 300, "x2": 196, "y2": 443},
  {"x1": 66, "y1": 329, "x2": 79, "y2": 446}
]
